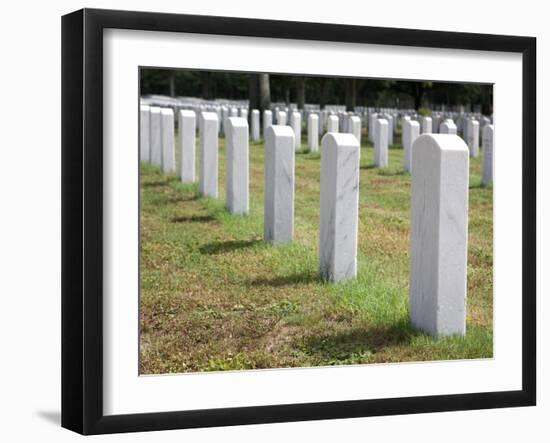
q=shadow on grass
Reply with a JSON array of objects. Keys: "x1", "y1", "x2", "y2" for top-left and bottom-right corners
[
  {"x1": 199, "y1": 239, "x2": 262, "y2": 255},
  {"x1": 151, "y1": 195, "x2": 199, "y2": 207},
  {"x1": 301, "y1": 320, "x2": 421, "y2": 360},
  {"x1": 359, "y1": 163, "x2": 406, "y2": 175},
  {"x1": 249, "y1": 271, "x2": 320, "y2": 287},
  {"x1": 172, "y1": 214, "x2": 216, "y2": 223},
  {"x1": 360, "y1": 164, "x2": 377, "y2": 170},
  {"x1": 165, "y1": 194, "x2": 199, "y2": 203},
  {"x1": 378, "y1": 169, "x2": 407, "y2": 177},
  {"x1": 142, "y1": 179, "x2": 170, "y2": 187},
  {"x1": 296, "y1": 148, "x2": 320, "y2": 156},
  {"x1": 469, "y1": 182, "x2": 490, "y2": 190},
  {"x1": 301, "y1": 153, "x2": 321, "y2": 160}
]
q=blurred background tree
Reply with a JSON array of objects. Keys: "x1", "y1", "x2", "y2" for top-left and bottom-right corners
[{"x1": 140, "y1": 68, "x2": 492, "y2": 113}]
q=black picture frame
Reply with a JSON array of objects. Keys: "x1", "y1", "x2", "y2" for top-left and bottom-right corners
[{"x1": 61, "y1": 8, "x2": 536, "y2": 435}]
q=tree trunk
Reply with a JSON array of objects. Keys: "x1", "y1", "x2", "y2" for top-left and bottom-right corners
[
  {"x1": 169, "y1": 71, "x2": 176, "y2": 97},
  {"x1": 258, "y1": 73, "x2": 271, "y2": 112},
  {"x1": 200, "y1": 72, "x2": 211, "y2": 100},
  {"x1": 296, "y1": 77, "x2": 306, "y2": 109},
  {"x1": 345, "y1": 78, "x2": 357, "y2": 112},
  {"x1": 413, "y1": 83, "x2": 423, "y2": 110},
  {"x1": 320, "y1": 79, "x2": 330, "y2": 108},
  {"x1": 248, "y1": 74, "x2": 259, "y2": 111},
  {"x1": 481, "y1": 90, "x2": 493, "y2": 115}
]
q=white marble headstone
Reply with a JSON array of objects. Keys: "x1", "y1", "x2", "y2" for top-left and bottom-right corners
[
  {"x1": 421, "y1": 116, "x2": 432, "y2": 134},
  {"x1": 161, "y1": 108, "x2": 175, "y2": 174},
  {"x1": 225, "y1": 117, "x2": 249, "y2": 214},
  {"x1": 263, "y1": 110, "x2": 273, "y2": 138},
  {"x1": 140, "y1": 105, "x2": 151, "y2": 162},
  {"x1": 277, "y1": 110, "x2": 287, "y2": 126},
  {"x1": 369, "y1": 113, "x2": 378, "y2": 142},
  {"x1": 149, "y1": 107, "x2": 162, "y2": 167},
  {"x1": 178, "y1": 109, "x2": 196, "y2": 182},
  {"x1": 251, "y1": 109, "x2": 260, "y2": 141},
  {"x1": 409, "y1": 134, "x2": 469, "y2": 337},
  {"x1": 308, "y1": 113, "x2": 319, "y2": 152},
  {"x1": 349, "y1": 115, "x2": 361, "y2": 146},
  {"x1": 290, "y1": 111, "x2": 302, "y2": 151},
  {"x1": 327, "y1": 115, "x2": 339, "y2": 133},
  {"x1": 440, "y1": 119, "x2": 457, "y2": 135},
  {"x1": 198, "y1": 112, "x2": 219, "y2": 198},
  {"x1": 403, "y1": 120, "x2": 420, "y2": 172},
  {"x1": 482, "y1": 124, "x2": 494, "y2": 185},
  {"x1": 385, "y1": 114, "x2": 394, "y2": 145},
  {"x1": 466, "y1": 119, "x2": 480, "y2": 157},
  {"x1": 221, "y1": 107, "x2": 228, "y2": 136},
  {"x1": 264, "y1": 125, "x2": 295, "y2": 243},
  {"x1": 374, "y1": 118, "x2": 389, "y2": 167},
  {"x1": 319, "y1": 133, "x2": 360, "y2": 282}
]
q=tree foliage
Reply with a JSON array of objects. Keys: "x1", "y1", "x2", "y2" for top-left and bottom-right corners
[{"x1": 140, "y1": 68, "x2": 492, "y2": 112}]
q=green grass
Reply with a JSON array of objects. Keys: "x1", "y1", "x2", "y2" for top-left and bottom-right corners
[{"x1": 139, "y1": 127, "x2": 493, "y2": 374}]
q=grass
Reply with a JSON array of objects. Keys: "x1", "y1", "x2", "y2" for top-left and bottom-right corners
[{"x1": 139, "y1": 127, "x2": 493, "y2": 374}]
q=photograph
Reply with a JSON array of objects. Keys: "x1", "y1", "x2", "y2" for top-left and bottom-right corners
[
  {"x1": 0, "y1": 0, "x2": 542, "y2": 440},
  {"x1": 138, "y1": 69, "x2": 494, "y2": 375}
]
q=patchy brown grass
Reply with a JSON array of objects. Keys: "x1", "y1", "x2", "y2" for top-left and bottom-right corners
[{"x1": 139, "y1": 131, "x2": 493, "y2": 374}]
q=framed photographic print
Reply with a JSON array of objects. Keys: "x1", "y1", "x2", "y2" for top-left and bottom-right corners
[{"x1": 61, "y1": 8, "x2": 536, "y2": 435}]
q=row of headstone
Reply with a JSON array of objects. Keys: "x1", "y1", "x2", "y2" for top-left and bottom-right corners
[
  {"x1": 143, "y1": 97, "x2": 358, "y2": 145},
  {"x1": 142, "y1": 102, "x2": 493, "y2": 188},
  {"x1": 400, "y1": 115, "x2": 492, "y2": 183},
  {"x1": 141, "y1": 101, "x2": 493, "y2": 337},
  {"x1": 368, "y1": 112, "x2": 397, "y2": 146},
  {"x1": 265, "y1": 127, "x2": 475, "y2": 338},
  {"x1": 140, "y1": 105, "x2": 177, "y2": 174},
  {"x1": 142, "y1": 95, "x2": 491, "y2": 155},
  {"x1": 143, "y1": 95, "x2": 490, "y2": 131}
]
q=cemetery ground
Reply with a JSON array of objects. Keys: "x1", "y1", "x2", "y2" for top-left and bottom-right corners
[{"x1": 139, "y1": 129, "x2": 493, "y2": 374}]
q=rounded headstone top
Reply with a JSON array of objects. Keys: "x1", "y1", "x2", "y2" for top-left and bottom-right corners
[
  {"x1": 179, "y1": 109, "x2": 196, "y2": 117},
  {"x1": 321, "y1": 132, "x2": 359, "y2": 149},
  {"x1": 265, "y1": 124, "x2": 295, "y2": 139},
  {"x1": 482, "y1": 124, "x2": 494, "y2": 136},
  {"x1": 200, "y1": 111, "x2": 218, "y2": 121},
  {"x1": 413, "y1": 133, "x2": 469, "y2": 153},
  {"x1": 227, "y1": 116, "x2": 248, "y2": 128}
]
